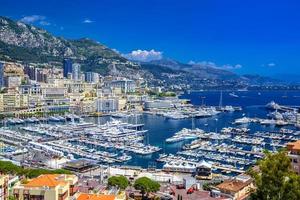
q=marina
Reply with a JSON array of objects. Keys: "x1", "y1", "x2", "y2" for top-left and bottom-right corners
[{"x1": 0, "y1": 90, "x2": 300, "y2": 176}]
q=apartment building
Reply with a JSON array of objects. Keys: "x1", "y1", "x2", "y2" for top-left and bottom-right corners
[
  {"x1": 13, "y1": 174, "x2": 78, "y2": 200},
  {"x1": 0, "y1": 175, "x2": 8, "y2": 200},
  {"x1": 287, "y1": 140, "x2": 300, "y2": 174}
]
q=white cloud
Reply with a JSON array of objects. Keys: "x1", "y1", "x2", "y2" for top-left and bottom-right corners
[
  {"x1": 123, "y1": 49, "x2": 163, "y2": 62},
  {"x1": 39, "y1": 21, "x2": 50, "y2": 26},
  {"x1": 267, "y1": 63, "x2": 276, "y2": 67},
  {"x1": 221, "y1": 64, "x2": 242, "y2": 70},
  {"x1": 261, "y1": 62, "x2": 276, "y2": 67},
  {"x1": 20, "y1": 15, "x2": 50, "y2": 26},
  {"x1": 189, "y1": 61, "x2": 242, "y2": 70},
  {"x1": 188, "y1": 61, "x2": 217, "y2": 68},
  {"x1": 83, "y1": 19, "x2": 94, "y2": 24}
]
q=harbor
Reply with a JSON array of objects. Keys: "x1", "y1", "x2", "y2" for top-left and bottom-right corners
[{"x1": 0, "y1": 90, "x2": 300, "y2": 177}]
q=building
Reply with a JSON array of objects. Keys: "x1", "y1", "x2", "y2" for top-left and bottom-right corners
[
  {"x1": 163, "y1": 162, "x2": 196, "y2": 173},
  {"x1": 42, "y1": 87, "x2": 67, "y2": 99},
  {"x1": 76, "y1": 193, "x2": 115, "y2": 200},
  {"x1": 19, "y1": 83, "x2": 42, "y2": 95},
  {"x1": 287, "y1": 140, "x2": 300, "y2": 174},
  {"x1": 195, "y1": 160, "x2": 212, "y2": 180},
  {"x1": 0, "y1": 175, "x2": 8, "y2": 200},
  {"x1": 104, "y1": 79, "x2": 136, "y2": 93},
  {"x1": 85, "y1": 72, "x2": 99, "y2": 83},
  {"x1": 96, "y1": 98, "x2": 118, "y2": 113},
  {"x1": 0, "y1": 62, "x2": 5, "y2": 88},
  {"x1": 144, "y1": 100, "x2": 173, "y2": 110},
  {"x1": 36, "y1": 69, "x2": 48, "y2": 83},
  {"x1": 0, "y1": 93, "x2": 29, "y2": 112},
  {"x1": 72, "y1": 63, "x2": 80, "y2": 81},
  {"x1": 4, "y1": 76, "x2": 22, "y2": 88},
  {"x1": 63, "y1": 59, "x2": 72, "y2": 78},
  {"x1": 24, "y1": 64, "x2": 36, "y2": 80},
  {"x1": 214, "y1": 174, "x2": 254, "y2": 200},
  {"x1": 13, "y1": 174, "x2": 78, "y2": 200}
]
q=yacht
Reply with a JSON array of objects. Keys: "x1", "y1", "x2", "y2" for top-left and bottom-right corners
[
  {"x1": 266, "y1": 101, "x2": 280, "y2": 110},
  {"x1": 268, "y1": 110, "x2": 283, "y2": 120},
  {"x1": 166, "y1": 128, "x2": 204, "y2": 143},
  {"x1": 275, "y1": 120, "x2": 288, "y2": 126},
  {"x1": 48, "y1": 116, "x2": 60, "y2": 122},
  {"x1": 260, "y1": 119, "x2": 276, "y2": 125},
  {"x1": 234, "y1": 117, "x2": 251, "y2": 124}
]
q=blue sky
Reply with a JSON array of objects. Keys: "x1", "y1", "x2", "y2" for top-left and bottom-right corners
[{"x1": 1, "y1": 0, "x2": 300, "y2": 76}]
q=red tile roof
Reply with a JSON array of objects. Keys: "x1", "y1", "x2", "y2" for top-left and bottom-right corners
[{"x1": 77, "y1": 193, "x2": 115, "y2": 200}]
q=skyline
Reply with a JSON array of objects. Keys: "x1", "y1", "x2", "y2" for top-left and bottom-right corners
[{"x1": 1, "y1": 0, "x2": 300, "y2": 76}]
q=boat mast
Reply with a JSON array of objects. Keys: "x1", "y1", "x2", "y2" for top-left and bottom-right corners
[
  {"x1": 219, "y1": 90, "x2": 223, "y2": 108},
  {"x1": 192, "y1": 115, "x2": 195, "y2": 130}
]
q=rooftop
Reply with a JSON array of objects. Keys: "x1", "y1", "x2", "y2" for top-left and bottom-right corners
[
  {"x1": 24, "y1": 174, "x2": 75, "y2": 188},
  {"x1": 287, "y1": 140, "x2": 300, "y2": 151},
  {"x1": 216, "y1": 178, "x2": 253, "y2": 193},
  {"x1": 77, "y1": 193, "x2": 115, "y2": 200}
]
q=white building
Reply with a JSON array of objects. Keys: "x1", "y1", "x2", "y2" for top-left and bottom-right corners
[
  {"x1": 96, "y1": 98, "x2": 118, "y2": 113},
  {"x1": 104, "y1": 79, "x2": 136, "y2": 93},
  {"x1": 85, "y1": 72, "x2": 99, "y2": 83},
  {"x1": 72, "y1": 63, "x2": 81, "y2": 81},
  {"x1": 144, "y1": 100, "x2": 173, "y2": 110},
  {"x1": 4, "y1": 76, "x2": 21, "y2": 88}
]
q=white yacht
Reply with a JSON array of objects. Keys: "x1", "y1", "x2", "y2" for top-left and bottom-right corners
[{"x1": 234, "y1": 117, "x2": 252, "y2": 124}]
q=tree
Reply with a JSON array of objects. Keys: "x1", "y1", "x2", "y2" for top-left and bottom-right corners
[
  {"x1": 0, "y1": 160, "x2": 72, "y2": 178},
  {"x1": 107, "y1": 176, "x2": 129, "y2": 190},
  {"x1": 134, "y1": 177, "x2": 160, "y2": 198},
  {"x1": 249, "y1": 150, "x2": 300, "y2": 200},
  {"x1": 8, "y1": 196, "x2": 17, "y2": 200}
]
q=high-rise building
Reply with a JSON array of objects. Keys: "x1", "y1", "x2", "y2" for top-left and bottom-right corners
[
  {"x1": 72, "y1": 63, "x2": 80, "y2": 81},
  {"x1": 0, "y1": 62, "x2": 4, "y2": 88},
  {"x1": 24, "y1": 64, "x2": 36, "y2": 80},
  {"x1": 63, "y1": 58, "x2": 72, "y2": 78},
  {"x1": 85, "y1": 72, "x2": 99, "y2": 83},
  {"x1": 36, "y1": 69, "x2": 48, "y2": 82}
]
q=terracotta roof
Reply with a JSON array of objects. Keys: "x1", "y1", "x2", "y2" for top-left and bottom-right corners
[
  {"x1": 216, "y1": 179, "x2": 252, "y2": 193},
  {"x1": 77, "y1": 193, "x2": 115, "y2": 200},
  {"x1": 25, "y1": 174, "x2": 67, "y2": 188},
  {"x1": 287, "y1": 140, "x2": 300, "y2": 151}
]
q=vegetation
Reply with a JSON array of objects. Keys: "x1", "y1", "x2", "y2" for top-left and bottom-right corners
[
  {"x1": 0, "y1": 160, "x2": 72, "y2": 178},
  {"x1": 158, "y1": 91, "x2": 176, "y2": 97},
  {"x1": 0, "y1": 16, "x2": 138, "y2": 76},
  {"x1": 0, "y1": 110, "x2": 69, "y2": 119},
  {"x1": 107, "y1": 175, "x2": 129, "y2": 190},
  {"x1": 8, "y1": 196, "x2": 17, "y2": 200},
  {"x1": 134, "y1": 177, "x2": 160, "y2": 198},
  {"x1": 147, "y1": 91, "x2": 176, "y2": 97},
  {"x1": 249, "y1": 150, "x2": 300, "y2": 200},
  {"x1": 202, "y1": 181, "x2": 223, "y2": 191}
]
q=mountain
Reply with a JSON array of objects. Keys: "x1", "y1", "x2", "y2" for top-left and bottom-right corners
[
  {"x1": 272, "y1": 74, "x2": 300, "y2": 84},
  {"x1": 0, "y1": 16, "x2": 141, "y2": 76},
  {"x1": 241, "y1": 74, "x2": 284, "y2": 85},
  {"x1": 142, "y1": 58, "x2": 239, "y2": 80},
  {"x1": 0, "y1": 16, "x2": 289, "y2": 89}
]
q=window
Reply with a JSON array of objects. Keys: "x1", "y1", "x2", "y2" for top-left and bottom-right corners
[{"x1": 29, "y1": 195, "x2": 44, "y2": 200}]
